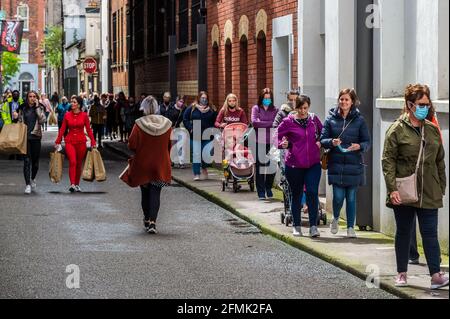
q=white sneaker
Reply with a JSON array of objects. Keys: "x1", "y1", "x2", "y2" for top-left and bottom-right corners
[
  {"x1": 194, "y1": 175, "x2": 201, "y2": 181},
  {"x1": 24, "y1": 185, "x2": 31, "y2": 194},
  {"x1": 310, "y1": 226, "x2": 320, "y2": 238},
  {"x1": 74, "y1": 185, "x2": 82, "y2": 193},
  {"x1": 31, "y1": 179, "x2": 37, "y2": 190},
  {"x1": 292, "y1": 226, "x2": 302, "y2": 237},
  {"x1": 347, "y1": 227, "x2": 357, "y2": 238},
  {"x1": 330, "y1": 218, "x2": 339, "y2": 235}
]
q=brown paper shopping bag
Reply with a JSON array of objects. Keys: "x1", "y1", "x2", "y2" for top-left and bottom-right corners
[
  {"x1": 92, "y1": 149, "x2": 107, "y2": 182},
  {"x1": 0, "y1": 123, "x2": 27, "y2": 155},
  {"x1": 82, "y1": 150, "x2": 95, "y2": 182},
  {"x1": 49, "y1": 151, "x2": 64, "y2": 183}
]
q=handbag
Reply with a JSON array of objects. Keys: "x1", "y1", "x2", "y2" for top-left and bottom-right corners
[
  {"x1": 0, "y1": 123, "x2": 27, "y2": 155},
  {"x1": 321, "y1": 117, "x2": 355, "y2": 170},
  {"x1": 395, "y1": 126, "x2": 424, "y2": 204}
]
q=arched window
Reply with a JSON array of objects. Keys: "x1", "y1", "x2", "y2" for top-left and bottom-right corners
[
  {"x1": 239, "y1": 36, "x2": 248, "y2": 111},
  {"x1": 256, "y1": 31, "x2": 267, "y2": 93},
  {"x1": 212, "y1": 43, "x2": 219, "y2": 107},
  {"x1": 224, "y1": 39, "x2": 232, "y2": 97}
]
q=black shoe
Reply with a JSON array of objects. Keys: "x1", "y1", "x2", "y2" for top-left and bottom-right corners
[
  {"x1": 409, "y1": 258, "x2": 420, "y2": 265},
  {"x1": 69, "y1": 185, "x2": 76, "y2": 193},
  {"x1": 143, "y1": 219, "x2": 150, "y2": 232},
  {"x1": 147, "y1": 223, "x2": 157, "y2": 234}
]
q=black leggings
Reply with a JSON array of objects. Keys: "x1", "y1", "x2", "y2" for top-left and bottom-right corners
[
  {"x1": 92, "y1": 124, "x2": 104, "y2": 146},
  {"x1": 24, "y1": 139, "x2": 41, "y2": 185},
  {"x1": 140, "y1": 184, "x2": 162, "y2": 221}
]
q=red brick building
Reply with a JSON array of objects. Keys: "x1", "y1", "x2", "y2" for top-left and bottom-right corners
[
  {"x1": 127, "y1": 0, "x2": 297, "y2": 107},
  {"x1": 207, "y1": 0, "x2": 298, "y2": 115},
  {"x1": 1, "y1": 0, "x2": 46, "y2": 94},
  {"x1": 128, "y1": 0, "x2": 202, "y2": 102},
  {"x1": 110, "y1": 0, "x2": 129, "y2": 95}
]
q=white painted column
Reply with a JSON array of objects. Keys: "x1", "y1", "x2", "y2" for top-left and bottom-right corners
[
  {"x1": 101, "y1": 0, "x2": 109, "y2": 93},
  {"x1": 438, "y1": 0, "x2": 449, "y2": 99},
  {"x1": 324, "y1": 0, "x2": 356, "y2": 210}
]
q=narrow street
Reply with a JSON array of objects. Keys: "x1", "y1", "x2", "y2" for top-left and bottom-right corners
[{"x1": 0, "y1": 129, "x2": 395, "y2": 299}]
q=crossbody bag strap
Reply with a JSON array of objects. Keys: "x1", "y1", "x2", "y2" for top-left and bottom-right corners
[
  {"x1": 337, "y1": 117, "x2": 355, "y2": 139},
  {"x1": 414, "y1": 125, "x2": 425, "y2": 174}
]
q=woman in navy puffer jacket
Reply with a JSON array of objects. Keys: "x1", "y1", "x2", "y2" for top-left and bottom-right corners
[{"x1": 320, "y1": 88, "x2": 371, "y2": 238}]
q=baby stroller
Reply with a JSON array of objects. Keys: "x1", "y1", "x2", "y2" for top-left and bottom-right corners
[
  {"x1": 220, "y1": 123, "x2": 255, "y2": 193},
  {"x1": 278, "y1": 157, "x2": 327, "y2": 227}
]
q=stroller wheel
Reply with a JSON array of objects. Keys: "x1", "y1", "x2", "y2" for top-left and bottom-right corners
[
  {"x1": 249, "y1": 181, "x2": 255, "y2": 192},
  {"x1": 285, "y1": 215, "x2": 292, "y2": 227},
  {"x1": 222, "y1": 181, "x2": 226, "y2": 192},
  {"x1": 322, "y1": 213, "x2": 327, "y2": 225},
  {"x1": 232, "y1": 182, "x2": 239, "y2": 193},
  {"x1": 281, "y1": 212, "x2": 285, "y2": 224}
]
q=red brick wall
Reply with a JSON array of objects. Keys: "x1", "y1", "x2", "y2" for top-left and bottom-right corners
[
  {"x1": 1, "y1": 0, "x2": 46, "y2": 89},
  {"x1": 207, "y1": 0, "x2": 298, "y2": 117},
  {"x1": 132, "y1": 0, "x2": 198, "y2": 103},
  {"x1": 111, "y1": 0, "x2": 128, "y2": 94}
]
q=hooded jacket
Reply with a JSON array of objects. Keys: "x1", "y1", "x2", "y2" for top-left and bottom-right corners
[
  {"x1": 273, "y1": 103, "x2": 294, "y2": 128},
  {"x1": 277, "y1": 113, "x2": 323, "y2": 169},
  {"x1": 382, "y1": 113, "x2": 446, "y2": 209},
  {"x1": 320, "y1": 106, "x2": 371, "y2": 187},
  {"x1": 120, "y1": 115, "x2": 172, "y2": 187}
]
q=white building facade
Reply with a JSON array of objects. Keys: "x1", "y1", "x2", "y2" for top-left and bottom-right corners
[{"x1": 297, "y1": 0, "x2": 449, "y2": 252}]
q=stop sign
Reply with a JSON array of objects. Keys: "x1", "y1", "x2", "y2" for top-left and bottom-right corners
[{"x1": 83, "y1": 57, "x2": 97, "y2": 74}]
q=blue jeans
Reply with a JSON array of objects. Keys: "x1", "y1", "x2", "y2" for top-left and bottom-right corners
[
  {"x1": 285, "y1": 164, "x2": 321, "y2": 227},
  {"x1": 393, "y1": 206, "x2": 441, "y2": 276},
  {"x1": 332, "y1": 185, "x2": 357, "y2": 228},
  {"x1": 192, "y1": 139, "x2": 212, "y2": 175}
]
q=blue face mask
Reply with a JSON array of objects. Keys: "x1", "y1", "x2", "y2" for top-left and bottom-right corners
[
  {"x1": 338, "y1": 145, "x2": 350, "y2": 153},
  {"x1": 414, "y1": 105, "x2": 429, "y2": 121},
  {"x1": 262, "y1": 98, "x2": 272, "y2": 107},
  {"x1": 200, "y1": 98, "x2": 208, "y2": 106}
]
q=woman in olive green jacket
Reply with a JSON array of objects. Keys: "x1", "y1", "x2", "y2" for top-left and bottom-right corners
[{"x1": 382, "y1": 84, "x2": 447, "y2": 290}]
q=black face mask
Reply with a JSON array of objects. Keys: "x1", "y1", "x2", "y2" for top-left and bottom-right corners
[{"x1": 228, "y1": 104, "x2": 236, "y2": 109}]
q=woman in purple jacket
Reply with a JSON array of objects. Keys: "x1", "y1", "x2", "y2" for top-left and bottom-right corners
[
  {"x1": 251, "y1": 88, "x2": 279, "y2": 200},
  {"x1": 277, "y1": 95, "x2": 323, "y2": 237}
]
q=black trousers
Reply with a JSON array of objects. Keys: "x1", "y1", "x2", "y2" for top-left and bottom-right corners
[
  {"x1": 255, "y1": 143, "x2": 276, "y2": 197},
  {"x1": 140, "y1": 184, "x2": 162, "y2": 221},
  {"x1": 393, "y1": 206, "x2": 441, "y2": 275},
  {"x1": 23, "y1": 139, "x2": 41, "y2": 185},
  {"x1": 92, "y1": 124, "x2": 104, "y2": 146}
]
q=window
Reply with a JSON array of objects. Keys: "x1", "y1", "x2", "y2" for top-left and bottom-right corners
[
  {"x1": 155, "y1": 0, "x2": 166, "y2": 53},
  {"x1": 225, "y1": 40, "x2": 232, "y2": 96},
  {"x1": 147, "y1": 1, "x2": 155, "y2": 55},
  {"x1": 19, "y1": 38, "x2": 29, "y2": 63},
  {"x1": 134, "y1": 0, "x2": 145, "y2": 58},
  {"x1": 191, "y1": 0, "x2": 201, "y2": 44},
  {"x1": 112, "y1": 13, "x2": 117, "y2": 64},
  {"x1": 178, "y1": 0, "x2": 188, "y2": 48},
  {"x1": 17, "y1": 5, "x2": 29, "y2": 31}
]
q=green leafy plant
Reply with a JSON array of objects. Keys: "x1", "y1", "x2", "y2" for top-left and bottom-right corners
[
  {"x1": 1, "y1": 51, "x2": 21, "y2": 87},
  {"x1": 42, "y1": 26, "x2": 63, "y2": 69}
]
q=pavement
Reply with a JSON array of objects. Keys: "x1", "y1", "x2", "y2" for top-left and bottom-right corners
[
  {"x1": 104, "y1": 139, "x2": 449, "y2": 299},
  {"x1": 0, "y1": 128, "x2": 396, "y2": 299}
]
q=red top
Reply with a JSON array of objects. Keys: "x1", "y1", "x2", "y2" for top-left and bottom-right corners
[
  {"x1": 55, "y1": 111, "x2": 96, "y2": 146},
  {"x1": 214, "y1": 108, "x2": 248, "y2": 128}
]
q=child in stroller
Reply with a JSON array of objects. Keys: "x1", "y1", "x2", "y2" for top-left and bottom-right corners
[{"x1": 220, "y1": 123, "x2": 255, "y2": 193}]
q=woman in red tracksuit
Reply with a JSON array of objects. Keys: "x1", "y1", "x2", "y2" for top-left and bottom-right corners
[{"x1": 55, "y1": 96, "x2": 96, "y2": 192}]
